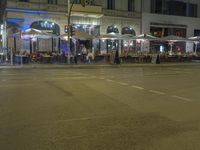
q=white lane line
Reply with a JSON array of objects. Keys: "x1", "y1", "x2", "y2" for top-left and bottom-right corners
[
  {"x1": 0, "y1": 84, "x2": 33, "y2": 88},
  {"x1": 171, "y1": 95, "x2": 192, "y2": 102},
  {"x1": 53, "y1": 76, "x2": 96, "y2": 80},
  {"x1": 117, "y1": 82, "x2": 129, "y2": 86},
  {"x1": 131, "y1": 85, "x2": 145, "y2": 90},
  {"x1": 99, "y1": 77, "x2": 105, "y2": 80},
  {"x1": 106, "y1": 79, "x2": 115, "y2": 82},
  {"x1": 149, "y1": 90, "x2": 166, "y2": 95}
]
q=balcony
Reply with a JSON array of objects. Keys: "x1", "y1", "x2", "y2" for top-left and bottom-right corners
[
  {"x1": 6, "y1": 1, "x2": 67, "y2": 13},
  {"x1": 103, "y1": 9, "x2": 141, "y2": 18},
  {"x1": 71, "y1": 4, "x2": 103, "y2": 18}
]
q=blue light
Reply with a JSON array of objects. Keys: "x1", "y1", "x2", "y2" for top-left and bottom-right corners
[
  {"x1": 7, "y1": 18, "x2": 24, "y2": 24},
  {"x1": 6, "y1": 8, "x2": 48, "y2": 14}
]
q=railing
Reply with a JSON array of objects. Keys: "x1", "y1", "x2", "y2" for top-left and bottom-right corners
[
  {"x1": 6, "y1": 1, "x2": 102, "y2": 14},
  {"x1": 103, "y1": 9, "x2": 141, "y2": 18},
  {"x1": 6, "y1": 1, "x2": 67, "y2": 13},
  {"x1": 72, "y1": 4, "x2": 102, "y2": 14}
]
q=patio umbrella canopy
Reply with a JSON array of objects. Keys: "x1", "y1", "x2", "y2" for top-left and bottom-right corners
[
  {"x1": 60, "y1": 32, "x2": 95, "y2": 40},
  {"x1": 160, "y1": 35, "x2": 192, "y2": 54},
  {"x1": 134, "y1": 34, "x2": 158, "y2": 40},
  {"x1": 160, "y1": 35, "x2": 187, "y2": 42},
  {"x1": 13, "y1": 28, "x2": 54, "y2": 39},
  {"x1": 97, "y1": 33, "x2": 124, "y2": 40},
  {"x1": 188, "y1": 36, "x2": 200, "y2": 41},
  {"x1": 188, "y1": 36, "x2": 200, "y2": 54}
]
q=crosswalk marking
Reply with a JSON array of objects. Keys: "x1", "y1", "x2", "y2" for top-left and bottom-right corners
[
  {"x1": 131, "y1": 85, "x2": 145, "y2": 90},
  {"x1": 171, "y1": 95, "x2": 192, "y2": 102},
  {"x1": 149, "y1": 90, "x2": 166, "y2": 95},
  {"x1": 117, "y1": 82, "x2": 129, "y2": 86}
]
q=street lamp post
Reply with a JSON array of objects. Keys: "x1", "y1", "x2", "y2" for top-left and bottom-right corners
[
  {"x1": 67, "y1": 0, "x2": 85, "y2": 64},
  {"x1": 67, "y1": 0, "x2": 71, "y2": 64}
]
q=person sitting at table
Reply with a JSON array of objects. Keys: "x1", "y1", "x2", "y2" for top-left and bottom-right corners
[
  {"x1": 86, "y1": 49, "x2": 94, "y2": 63},
  {"x1": 31, "y1": 51, "x2": 37, "y2": 62}
]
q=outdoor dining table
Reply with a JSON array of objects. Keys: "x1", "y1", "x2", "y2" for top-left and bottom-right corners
[{"x1": 14, "y1": 55, "x2": 29, "y2": 64}]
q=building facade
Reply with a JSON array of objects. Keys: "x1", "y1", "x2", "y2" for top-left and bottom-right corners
[
  {"x1": 0, "y1": 0, "x2": 141, "y2": 52},
  {"x1": 142, "y1": 0, "x2": 200, "y2": 38}
]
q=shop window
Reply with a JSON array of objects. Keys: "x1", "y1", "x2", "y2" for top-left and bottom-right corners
[{"x1": 72, "y1": 24, "x2": 100, "y2": 36}]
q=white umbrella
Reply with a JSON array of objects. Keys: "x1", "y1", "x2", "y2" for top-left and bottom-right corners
[
  {"x1": 160, "y1": 35, "x2": 187, "y2": 42},
  {"x1": 160, "y1": 35, "x2": 190, "y2": 54},
  {"x1": 134, "y1": 34, "x2": 158, "y2": 40},
  {"x1": 132, "y1": 34, "x2": 158, "y2": 52},
  {"x1": 188, "y1": 36, "x2": 200, "y2": 54},
  {"x1": 97, "y1": 33, "x2": 123, "y2": 40},
  {"x1": 13, "y1": 28, "x2": 54, "y2": 39},
  {"x1": 59, "y1": 32, "x2": 95, "y2": 40}
]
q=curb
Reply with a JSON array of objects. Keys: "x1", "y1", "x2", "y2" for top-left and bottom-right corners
[{"x1": 0, "y1": 63, "x2": 199, "y2": 69}]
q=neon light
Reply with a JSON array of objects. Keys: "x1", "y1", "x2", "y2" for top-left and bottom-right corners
[{"x1": 6, "y1": 8, "x2": 48, "y2": 14}]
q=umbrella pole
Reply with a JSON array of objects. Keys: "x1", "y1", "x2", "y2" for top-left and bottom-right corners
[
  {"x1": 52, "y1": 37, "x2": 54, "y2": 52},
  {"x1": 30, "y1": 38, "x2": 32, "y2": 54},
  {"x1": 14, "y1": 37, "x2": 16, "y2": 52},
  {"x1": 195, "y1": 42, "x2": 198, "y2": 54},
  {"x1": 58, "y1": 37, "x2": 61, "y2": 53},
  {"x1": 169, "y1": 43, "x2": 173, "y2": 55}
]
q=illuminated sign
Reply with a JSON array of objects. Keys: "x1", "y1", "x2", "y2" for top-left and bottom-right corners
[{"x1": 30, "y1": 21, "x2": 60, "y2": 35}]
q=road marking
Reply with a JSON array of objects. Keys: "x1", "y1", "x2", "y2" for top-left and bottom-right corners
[
  {"x1": 171, "y1": 95, "x2": 192, "y2": 102},
  {"x1": 149, "y1": 90, "x2": 166, "y2": 95},
  {"x1": 107, "y1": 79, "x2": 115, "y2": 82},
  {"x1": 0, "y1": 84, "x2": 33, "y2": 88},
  {"x1": 131, "y1": 85, "x2": 145, "y2": 90},
  {"x1": 99, "y1": 77, "x2": 105, "y2": 80},
  {"x1": 53, "y1": 76, "x2": 96, "y2": 80},
  {"x1": 117, "y1": 82, "x2": 129, "y2": 86}
]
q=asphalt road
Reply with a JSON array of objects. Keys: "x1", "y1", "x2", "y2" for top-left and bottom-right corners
[{"x1": 0, "y1": 64, "x2": 200, "y2": 150}]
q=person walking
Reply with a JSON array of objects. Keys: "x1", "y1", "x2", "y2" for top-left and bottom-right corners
[
  {"x1": 114, "y1": 50, "x2": 120, "y2": 64},
  {"x1": 156, "y1": 53, "x2": 160, "y2": 64}
]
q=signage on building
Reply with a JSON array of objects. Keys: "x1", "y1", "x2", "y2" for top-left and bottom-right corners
[{"x1": 30, "y1": 21, "x2": 60, "y2": 35}]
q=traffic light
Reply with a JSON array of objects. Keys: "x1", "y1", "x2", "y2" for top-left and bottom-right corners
[
  {"x1": 64, "y1": 25, "x2": 69, "y2": 33},
  {"x1": 70, "y1": 26, "x2": 76, "y2": 36}
]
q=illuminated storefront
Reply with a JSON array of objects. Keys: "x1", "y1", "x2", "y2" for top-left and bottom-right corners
[{"x1": 121, "y1": 27, "x2": 136, "y2": 53}]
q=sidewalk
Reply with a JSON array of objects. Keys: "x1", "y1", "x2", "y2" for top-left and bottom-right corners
[{"x1": 0, "y1": 62, "x2": 199, "y2": 69}]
